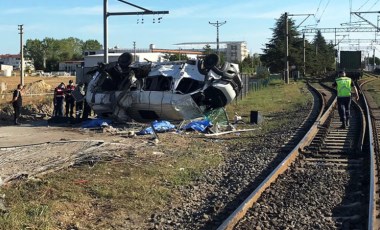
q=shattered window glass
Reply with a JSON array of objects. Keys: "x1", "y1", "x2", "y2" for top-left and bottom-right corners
[
  {"x1": 172, "y1": 95, "x2": 203, "y2": 120},
  {"x1": 204, "y1": 107, "x2": 229, "y2": 126}
]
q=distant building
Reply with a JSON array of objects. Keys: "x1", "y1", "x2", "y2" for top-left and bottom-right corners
[
  {"x1": 0, "y1": 64, "x2": 13, "y2": 77},
  {"x1": 225, "y1": 42, "x2": 249, "y2": 62},
  {"x1": 0, "y1": 54, "x2": 34, "y2": 70},
  {"x1": 59, "y1": 61, "x2": 84, "y2": 73},
  {"x1": 83, "y1": 45, "x2": 202, "y2": 65},
  {"x1": 77, "y1": 47, "x2": 201, "y2": 83},
  {"x1": 174, "y1": 41, "x2": 250, "y2": 63},
  {"x1": 83, "y1": 52, "x2": 166, "y2": 68}
]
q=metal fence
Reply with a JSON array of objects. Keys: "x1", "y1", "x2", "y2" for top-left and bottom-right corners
[
  {"x1": 236, "y1": 74, "x2": 282, "y2": 102},
  {"x1": 0, "y1": 92, "x2": 53, "y2": 105}
]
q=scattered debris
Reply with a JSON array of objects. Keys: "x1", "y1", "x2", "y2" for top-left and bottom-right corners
[
  {"x1": 233, "y1": 113, "x2": 244, "y2": 124},
  {"x1": 152, "y1": 151, "x2": 165, "y2": 156},
  {"x1": 181, "y1": 119, "x2": 212, "y2": 133},
  {"x1": 137, "y1": 120, "x2": 176, "y2": 135},
  {"x1": 204, "y1": 128, "x2": 258, "y2": 137},
  {"x1": 81, "y1": 118, "x2": 113, "y2": 128}
]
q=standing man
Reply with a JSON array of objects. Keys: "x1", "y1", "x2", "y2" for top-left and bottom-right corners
[
  {"x1": 65, "y1": 80, "x2": 76, "y2": 118},
  {"x1": 12, "y1": 84, "x2": 23, "y2": 125},
  {"x1": 333, "y1": 71, "x2": 359, "y2": 129},
  {"x1": 75, "y1": 83, "x2": 86, "y2": 120},
  {"x1": 54, "y1": 82, "x2": 65, "y2": 117}
]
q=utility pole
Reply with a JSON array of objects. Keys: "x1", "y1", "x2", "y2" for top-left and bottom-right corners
[
  {"x1": 285, "y1": 12, "x2": 289, "y2": 84},
  {"x1": 133, "y1": 41, "x2": 136, "y2": 61},
  {"x1": 303, "y1": 33, "x2": 306, "y2": 77},
  {"x1": 284, "y1": 12, "x2": 313, "y2": 84},
  {"x1": 209, "y1": 20, "x2": 227, "y2": 56},
  {"x1": 103, "y1": 0, "x2": 169, "y2": 63},
  {"x1": 18, "y1": 25, "x2": 24, "y2": 86}
]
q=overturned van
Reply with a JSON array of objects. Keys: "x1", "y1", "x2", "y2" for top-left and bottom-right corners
[{"x1": 85, "y1": 52, "x2": 243, "y2": 122}]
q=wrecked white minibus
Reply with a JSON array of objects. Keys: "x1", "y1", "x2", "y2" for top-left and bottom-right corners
[{"x1": 85, "y1": 53, "x2": 243, "y2": 122}]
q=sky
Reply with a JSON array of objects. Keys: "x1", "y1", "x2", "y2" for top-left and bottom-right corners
[{"x1": 1, "y1": 0, "x2": 379, "y2": 56}]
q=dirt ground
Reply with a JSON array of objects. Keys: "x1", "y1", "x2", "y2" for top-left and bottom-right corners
[
  {"x1": 0, "y1": 119, "x2": 148, "y2": 185},
  {"x1": 0, "y1": 75, "x2": 154, "y2": 186},
  {"x1": 0, "y1": 75, "x2": 75, "y2": 105}
]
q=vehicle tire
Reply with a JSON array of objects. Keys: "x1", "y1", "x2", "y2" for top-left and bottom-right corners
[
  {"x1": 204, "y1": 53, "x2": 220, "y2": 69},
  {"x1": 197, "y1": 60, "x2": 208, "y2": 75},
  {"x1": 118, "y1": 52, "x2": 133, "y2": 70}
]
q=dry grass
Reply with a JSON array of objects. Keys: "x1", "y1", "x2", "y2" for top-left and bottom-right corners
[
  {"x1": 0, "y1": 74, "x2": 75, "y2": 106},
  {"x1": 0, "y1": 79, "x2": 312, "y2": 229},
  {"x1": 361, "y1": 78, "x2": 380, "y2": 105}
]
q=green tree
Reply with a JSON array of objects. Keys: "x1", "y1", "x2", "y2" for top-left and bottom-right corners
[
  {"x1": 309, "y1": 31, "x2": 335, "y2": 74},
  {"x1": 261, "y1": 13, "x2": 302, "y2": 73},
  {"x1": 25, "y1": 37, "x2": 102, "y2": 71},
  {"x1": 24, "y1": 39, "x2": 45, "y2": 70},
  {"x1": 240, "y1": 54, "x2": 261, "y2": 74},
  {"x1": 260, "y1": 13, "x2": 335, "y2": 77},
  {"x1": 163, "y1": 53, "x2": 188, "y2": 61},
  {"x1": 82, "y1": 39, "x2": 102, "y2": 51},
  {"x1": 203, "y1": 44, "x2": 213, "y2": 55},
  {"x1": 365, "y1": 56, "x2": 380, "y2": 65}
]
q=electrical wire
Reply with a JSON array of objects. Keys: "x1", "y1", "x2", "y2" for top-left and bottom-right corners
[
  {"x1": 315, "y1": 0, "x2": 323, "y2": 15},
  {"x1": 369, "y1": 0, "x2": 380, "y2": 10},
  {"x1": 314, "y1": 0, "x2": 323, "y2": 23},
  {"x1": 357, "y1": 0, "x2": 370, "y2": 11},
  {"x1": 349, "y1": 0, "x2": 352, "y2": 23},
  {"x1": 316, "y1": 0, "x2": 331, "y2": 24}
]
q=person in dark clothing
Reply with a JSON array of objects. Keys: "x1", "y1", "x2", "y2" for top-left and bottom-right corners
[
  {"x1": 82, "y1": 98, "x2": 92, "y2": 120},
  {"x1": 54, "y1": 82, "x2": 65, "y2": 117},
  {"x1": 12, "y1": 84, "x2": 23, "y2": 125},
  {"x1": 75, "y1": 83, "x2": 86, "y2": 120},
  {"x1": 332, "y1": 71, "x2": 359, "y2": 129},
  {"x1": 65, "y1": 80, "x2": 76, "y2": 118}
]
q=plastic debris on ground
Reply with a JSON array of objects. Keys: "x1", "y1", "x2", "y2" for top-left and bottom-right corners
[
  {"x1": 181, "y1": 119, "x2": 213, "y2": 133},
  {"x1": 81, "y1": 118, "x2": 113, "y2": 128},
  {"x1": 137, "y1": 120, "x2": 176, "y2": 135}
]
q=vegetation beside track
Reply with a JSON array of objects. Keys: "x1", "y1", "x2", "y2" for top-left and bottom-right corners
[
  {"x1": 0, "y1": 80, "x2": 312, "y2": 229},
  {"x1": 361, "y1": 77, "x2": 380, "y2": 105}
]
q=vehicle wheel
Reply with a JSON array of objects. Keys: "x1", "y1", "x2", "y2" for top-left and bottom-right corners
[
  {"x1": 118, "y1": 52, "x2": 133, "y2": 70},
  {"x1": 204, "y1": 53, "x2": 220, "y2": 69}
]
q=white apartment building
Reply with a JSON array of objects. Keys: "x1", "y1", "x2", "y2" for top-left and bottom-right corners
[
  {"x1": 225, "y1": 42, "x2": 249, "y2": 62},
  {"x1": 0, "y1": 54, "x2": 34, "y2": 70},
  {"x1": 174, "y1": 41, "x2": 250, "y2": 63}
]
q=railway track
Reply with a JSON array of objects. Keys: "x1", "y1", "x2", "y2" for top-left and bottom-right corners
[
  {"x1": 151, "y1": 83, "x2": 329, "y2": 229},
  {"x1": 217, "y1": 82, "x2": 377, "y2": 229}
]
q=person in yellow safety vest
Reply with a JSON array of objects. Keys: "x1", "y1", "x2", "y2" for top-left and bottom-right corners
[{"x1": 332, "y1": 71, "x2": 359, "y2": 129}]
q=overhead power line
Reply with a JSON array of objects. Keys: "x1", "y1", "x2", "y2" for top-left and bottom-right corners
[
  {"x1": 369, "y1": 0, "x2": 380, "y2": 10},
  {"x1": 102, "y1": 0, "x2": 169, "y2": 63},
  {"x1": 357, "y1": 0, "x2": 370, "y2": 11}
]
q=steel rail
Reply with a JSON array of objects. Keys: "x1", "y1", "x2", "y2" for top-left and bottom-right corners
[{"x1": 359, "y1": 79, "x2": 378, "y2": 230}]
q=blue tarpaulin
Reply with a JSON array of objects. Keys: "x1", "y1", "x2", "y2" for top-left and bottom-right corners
[
  {"x1": 182, "y1": 119, "x2": 212, "y2": 133},
  {"x1": 137, "y1": 120, "x2": 176, "y2": 135},
  {"x1": 81, "y1": 118, "x2": 113, "y2": 128}
]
